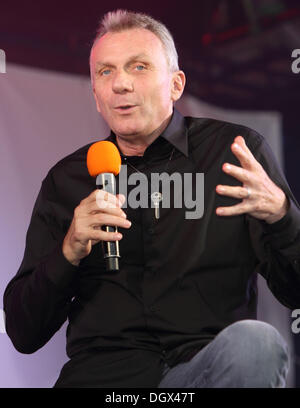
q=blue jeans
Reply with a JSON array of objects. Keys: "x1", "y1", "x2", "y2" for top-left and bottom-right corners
[{"x1": 158, "y1": 320, "x2": 289, "y2": 388}]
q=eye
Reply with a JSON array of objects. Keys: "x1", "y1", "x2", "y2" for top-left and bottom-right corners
[
  {"x1": 135, "y1": 65, "x2": 146, "y2": 71},
  {"x1": 101, "y1": 69, "x2": 111, "y2": 76}
]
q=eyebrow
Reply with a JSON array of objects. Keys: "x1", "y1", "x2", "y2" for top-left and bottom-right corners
[{"x1": 94, "y1": 53, "x2": 150, "y2": 70}]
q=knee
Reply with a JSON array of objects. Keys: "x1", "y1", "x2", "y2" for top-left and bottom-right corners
[
  {"x1": 216, "y1": 320, "x2": 289, "y2": 387},
  {"x1": 222, "y1": 320, "x2": 289, "y2": 361},
  {"x1": 224, "y1": 320, "x2": 285, "y2": 349}
]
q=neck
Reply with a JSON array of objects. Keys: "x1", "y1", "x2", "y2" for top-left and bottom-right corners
[{"x1": 115, "y1": 115, "x2": 172, "y2": 156}]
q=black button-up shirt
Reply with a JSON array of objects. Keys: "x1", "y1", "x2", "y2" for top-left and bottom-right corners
[{"x1": 3, "y1": 109, "x2": 300, "y2": 387}]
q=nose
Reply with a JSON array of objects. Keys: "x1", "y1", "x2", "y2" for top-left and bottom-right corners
[{"x1": 112, "y1": 69, "x2": 134, "y2": 94}]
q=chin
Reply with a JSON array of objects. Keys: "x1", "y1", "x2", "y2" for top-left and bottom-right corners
[{"x1": 113, "y1": 124, "x2": 143, "y2": 137}]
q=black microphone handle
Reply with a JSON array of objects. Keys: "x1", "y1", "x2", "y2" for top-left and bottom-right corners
[{"x1": 96, "y1": 172, "x2": 120, "y2": 271}]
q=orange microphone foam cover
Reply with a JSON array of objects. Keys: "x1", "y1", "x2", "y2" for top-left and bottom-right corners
[{"x1": 87, "y1": 141, "x2": 121, "y2": 177}]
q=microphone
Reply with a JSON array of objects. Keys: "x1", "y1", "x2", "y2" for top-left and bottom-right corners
[{"x1": 87, "y1": 141, "x2": 122, "y2": 271}]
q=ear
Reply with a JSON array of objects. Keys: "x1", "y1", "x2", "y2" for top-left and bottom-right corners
[
  {"x1": 170, "y1": 70, "x2": 186, "y2": 102},
  {"x1": 92, "y1": 87, "x2": 102, "y2": 114}
]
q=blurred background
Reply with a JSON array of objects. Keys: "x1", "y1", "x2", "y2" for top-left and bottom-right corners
[{"x1": 0, "y1": 0, "x2": 300, "y2": 387}]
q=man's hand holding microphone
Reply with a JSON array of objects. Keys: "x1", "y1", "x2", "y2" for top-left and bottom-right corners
[
  {"x1": 62, "y1": 190, "x2": 131, "y2": 267},
  {"x1": 62, "y1": 141, "x2": 130, "y2": 269}
]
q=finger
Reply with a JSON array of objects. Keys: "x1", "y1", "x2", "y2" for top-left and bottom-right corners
[
  {"x1": 80, "y1": 189, "x2": 120, "y2": 208},
  {"x1": 83, "y1": 198, "x2": 127, "y2": 217},
  {"x1": 96, "y1": 189, "x2": 123, "y2": 208},
  {"x1": 89, "y1": 213, "x2": 132, "y2": 229},
  {"x1": 80, "y1": 190, "x2": 125, "y2": 215},
  {"x1": 216, "y1": 184, "x2": 251, "y2": 200},
  {"x1": 116, "y1": 194, "x2": 126, "y2": 208},
  {"x1": 88, "y1": 229, "x2": 123, "y2": 242},
  {"x1": 216, "y1": 202, "x2": 251, "y2": 217},
  {"x1": 231, "y1": 136, "x2": 258, "y2": 170},
  {"x1": 222, "y1": 162, "x2": 251, "y2": 184}
]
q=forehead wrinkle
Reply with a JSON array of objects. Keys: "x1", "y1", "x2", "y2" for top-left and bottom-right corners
[{"x1": 94, "y1": 53, "x2": 151, "y2": 69}]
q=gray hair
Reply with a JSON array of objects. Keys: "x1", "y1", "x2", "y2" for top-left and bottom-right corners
[{"x1": 89, "y1": 9, "x2": 179, "y2": 84}]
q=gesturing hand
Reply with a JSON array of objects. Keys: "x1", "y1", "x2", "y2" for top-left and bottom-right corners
[{"x1": 215, "y1": 135, "x2": 289, "y2": 224}]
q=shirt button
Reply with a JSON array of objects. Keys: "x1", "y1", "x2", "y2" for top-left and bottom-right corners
[
  {"x1": 294, "y1": 260, "x2": 299, "y2": 266},
  {"x1": 148, "y1": 228, "x2": 154, "y2": 234}
]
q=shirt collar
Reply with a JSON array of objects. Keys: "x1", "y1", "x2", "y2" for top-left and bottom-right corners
[
  {"x1": 106, "y1": 108, "x2": 189, "y2": 158},
  {"x1": 159, "y1": 108, "x2": 189, "y2": 157}
]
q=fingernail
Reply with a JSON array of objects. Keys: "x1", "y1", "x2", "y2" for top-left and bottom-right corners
[
  {"x1": 116, "y1": 233, "x2": 123, "y2": 239},
  {"x1": 125, "y1": 220, "x2": 132, "y2": 227},
  {"x1": 233, "y1": 143, "x2": 240, "y2": 150},
  {"x1": 224, "y1": 164, "x2": 231, "y2": 171},
  {"x1": 121, "y1": 211, "x2": 127, "y2": 218}
]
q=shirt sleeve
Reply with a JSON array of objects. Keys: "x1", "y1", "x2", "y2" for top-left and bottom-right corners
[
  {"x1": 245, "y1": 129, "x2": 300, "y2": 309},
  {"x1": 3, "y1": 170, "x2": 79, "y2": 354}
]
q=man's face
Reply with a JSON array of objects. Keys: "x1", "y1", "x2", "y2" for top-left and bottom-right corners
[{"x1": 90, "y1": 28, "x2": 182, "y2": 139}]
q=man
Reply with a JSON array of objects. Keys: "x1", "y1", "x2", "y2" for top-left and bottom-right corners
[{"x1": 3, "y1": 9, "x2": 300, "y2": 388}]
